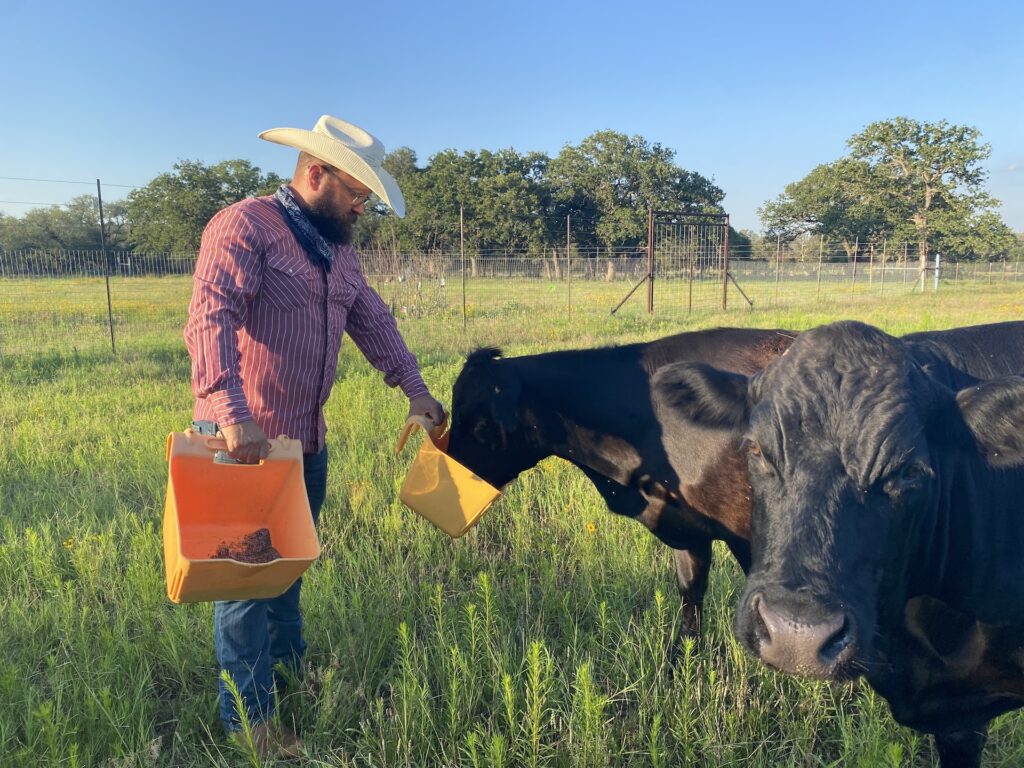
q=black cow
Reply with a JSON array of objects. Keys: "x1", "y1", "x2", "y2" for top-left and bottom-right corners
[
  {"x1": 653, "y1": 320, "x2": 1024, "y2": 767},
  {"x1": 448, "y1": 327, "x2": 795, "y2": 639},
  {"x1": 446, "y1": 322, "x2": 1024, "y2": 647}
]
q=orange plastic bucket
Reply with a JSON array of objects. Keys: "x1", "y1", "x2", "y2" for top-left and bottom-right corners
[
  {"x1": 163, "y1": 431, "x2": 320, "y2": 604},
  {"x1": 395, "y1": 416, "x2": 501, "y2": 538}
]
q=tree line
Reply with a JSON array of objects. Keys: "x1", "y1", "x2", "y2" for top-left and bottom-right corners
[{"x1": 1, "y1": 118, "x2": 1019, "y2": 263}]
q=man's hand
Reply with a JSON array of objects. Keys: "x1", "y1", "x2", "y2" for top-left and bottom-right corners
[
  {"x1": 218, "y1": 420, "x2": 271, "y2": 464},
  {"x1": 408, "y1": 393, "x2": 447, "y2": 428}
]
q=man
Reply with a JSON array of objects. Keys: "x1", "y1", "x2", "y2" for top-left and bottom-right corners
[{"x1": 184, "y1": 115, "x2": 445, "y2": 758}]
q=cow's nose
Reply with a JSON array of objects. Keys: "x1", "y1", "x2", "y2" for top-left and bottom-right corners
[{"x1": 750, "y1": 593, "x2": 855, "y2": 678}]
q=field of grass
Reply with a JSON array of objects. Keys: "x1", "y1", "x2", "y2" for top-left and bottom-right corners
[{"x1": 2, "y1": 278, "x2": 1024, "y2": 767}]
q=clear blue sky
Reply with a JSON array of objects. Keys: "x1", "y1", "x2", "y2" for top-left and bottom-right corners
[{"x1": 3, "y1": 0, "x2": 1022, "y2": 234}]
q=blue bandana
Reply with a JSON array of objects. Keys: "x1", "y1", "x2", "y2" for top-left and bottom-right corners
[{"x1": 274, "y1": 185, "x2": 334, "y2": 272}]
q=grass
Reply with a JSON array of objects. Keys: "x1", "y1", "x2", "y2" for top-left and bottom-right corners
[{"x1": 2, "y1": 277, "x2": 1024, "y2": 766}]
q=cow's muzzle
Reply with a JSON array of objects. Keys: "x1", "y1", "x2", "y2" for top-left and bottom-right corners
[{"x1": 743, "y1": 592, "x2": 858, "y2": 679}]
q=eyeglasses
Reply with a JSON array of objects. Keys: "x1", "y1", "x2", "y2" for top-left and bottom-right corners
[{"x1": 321, "y1": 165, "x2": 374, "y2": 207}]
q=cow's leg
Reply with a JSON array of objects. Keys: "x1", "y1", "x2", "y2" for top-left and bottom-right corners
[
  {"x1": 672, "y1": 540, "x2": 713, "y2": 642},
  {"x1": 933, "y1": 727, "x2": 986, "y2": 768}
]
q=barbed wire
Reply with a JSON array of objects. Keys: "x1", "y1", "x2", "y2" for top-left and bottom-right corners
[
  {"x1": 0, "y1": 176, "x2": 141, "y2": 188},
  {"x1": 0, "y1": 200, "x2": 73, "y2": 206}
]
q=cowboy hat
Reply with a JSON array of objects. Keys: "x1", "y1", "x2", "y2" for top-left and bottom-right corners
[{"x1": 258, "y1": 115, "x2": 406, "y2": 218}]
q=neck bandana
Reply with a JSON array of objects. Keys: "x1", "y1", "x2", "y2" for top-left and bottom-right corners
[{"x1": 274, "y1": 185, "x2": 334, "y2": 272}]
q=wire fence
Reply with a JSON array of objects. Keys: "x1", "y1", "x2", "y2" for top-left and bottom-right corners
[{"x1": 2, "y1": 246, "x2": 1022, "y2": 358}]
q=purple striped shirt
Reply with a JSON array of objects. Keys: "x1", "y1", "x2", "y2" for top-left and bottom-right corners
[{"x1": 185, "y1": 195, "x2": 428, "y2": 453}]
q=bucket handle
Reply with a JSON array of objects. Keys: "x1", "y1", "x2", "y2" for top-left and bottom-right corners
[
  {"x1": 170, "y1": 429, "x2": 280, "y2": 462},
  {"x1": 395, "y1": 414, "x2": 448, "y2": 454}
]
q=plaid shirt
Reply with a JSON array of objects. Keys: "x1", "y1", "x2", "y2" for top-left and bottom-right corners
[{"x1": 185, "y1": 196, "x2": 427, "y2": 453}]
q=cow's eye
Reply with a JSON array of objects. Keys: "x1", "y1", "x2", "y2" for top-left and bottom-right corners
[
  {"x1": 884, "y1": 462, "x2": 933, "y2": 499},
  {"x1": 747, "y1": 440, "x2": 773, "y2": 474}
]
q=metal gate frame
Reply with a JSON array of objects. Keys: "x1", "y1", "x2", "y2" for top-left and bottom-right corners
[{"x1": 612, "y1": 210, "x2": 734, "y2": 315}]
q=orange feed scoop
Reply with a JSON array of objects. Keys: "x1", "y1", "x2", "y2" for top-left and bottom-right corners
[
  {"x1": 395, "y1": 415, "x2": 501, "y2": 538},
  {"x1": 163, "y1": 431, "x2": 320, "y2": 604}
]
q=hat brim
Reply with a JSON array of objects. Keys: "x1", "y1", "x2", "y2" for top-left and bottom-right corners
[{"x1": 259, "y1": 127, "x2": 406, "y2": 218}]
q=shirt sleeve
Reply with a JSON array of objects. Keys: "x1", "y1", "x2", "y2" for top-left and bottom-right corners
[
  {"x1": 344, "y1": 272, "x2": 429, "y2": 399},
  {"x1": 183, "y1": 206, "x2": 264, "y2": 426}
]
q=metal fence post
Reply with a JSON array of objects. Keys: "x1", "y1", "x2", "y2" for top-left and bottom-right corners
[
  {"x1": 816, "y1": 235, "x2": 824, "y2": 302},
  {"x1": 97, "y1": 179, "x2": 116, "y2": 355},
  {"x1": 773, "y1": 234, "x2": 781, "y2": 305},
  {"x1": 646, "y1": 208, "x2": 654, "y2": 313},
  {"x1": 566, "y1": 214, "x2": 572, "y2": 323},
  {"x1": 721, "y1": 215, "x2": 730, "y2": 311},
  {"x1": 460, "y1": 205, "x2": 467, "y2": 331},
  {"x1": 879, "y1": 238, "x2": 887, "y2": 296},
  {"x1": 850, "y1": 237, "x2": 859, "y2": 296}
]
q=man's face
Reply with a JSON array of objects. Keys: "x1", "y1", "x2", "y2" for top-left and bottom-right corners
[{"x1": 307, "y1": 166, "x2": 373, "y2": 244}]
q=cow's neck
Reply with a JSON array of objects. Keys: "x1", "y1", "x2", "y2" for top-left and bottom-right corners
[
  {"x1": 555, "y1": 418, "x2": 644, "y2": 486},
  {"x1": 512, "y1": 353, "x2": 652, "y2": 485},
  {"x1": 906, "y1": 459, "x2": 1024, "y2": 625}
]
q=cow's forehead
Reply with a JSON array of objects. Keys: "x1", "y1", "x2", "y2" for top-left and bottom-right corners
[
  {"x1": 749, "y1": 323, "x2": 928, "y2": 482},
  {"x1": 755, "y1": 322, "x2": 911, "y2": 402}
]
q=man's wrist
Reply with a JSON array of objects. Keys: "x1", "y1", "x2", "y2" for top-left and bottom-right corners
[{"x1": 209, "y1": 387, "x2": 252, "y2": 426}]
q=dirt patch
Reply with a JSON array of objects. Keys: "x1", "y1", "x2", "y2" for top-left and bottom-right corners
[{"x1": 212, "y1": 528, "x2": 281, "y2": 563}]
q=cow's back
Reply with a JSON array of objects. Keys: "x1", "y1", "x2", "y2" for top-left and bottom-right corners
[{"x1": 903, "y1": 321, "x2": 1024, "y2": 381}]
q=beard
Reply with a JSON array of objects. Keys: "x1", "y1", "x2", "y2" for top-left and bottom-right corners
[{"x1": 305, "y1": 198, "x2": 356, "y2": 245}]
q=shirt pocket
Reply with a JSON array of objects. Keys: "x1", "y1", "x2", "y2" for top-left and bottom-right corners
[
  {"x1": 328, "y1": 269, "x2": 360, "y2": 312},
  {"x1": 262, "y1": 252, "x2": 312, "y2": 311}
]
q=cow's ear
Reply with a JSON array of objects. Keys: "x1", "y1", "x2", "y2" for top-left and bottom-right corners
[
  {"x1": 956, "y1": 376, "x2": 1024, "y2": 468},
  {"x1": 653, "y1": 362, "x2": 750, "y2": 429}
]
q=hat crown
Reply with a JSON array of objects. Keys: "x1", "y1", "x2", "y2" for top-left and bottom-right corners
[{"x1": 312, "y1": 115, "x2": 384, "y2": 165}]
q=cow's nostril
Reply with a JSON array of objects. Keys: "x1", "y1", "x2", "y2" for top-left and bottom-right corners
[
  {"x1": 750, "y1": 593, "x2": 773, "y2": 648},
  {"x1": 818, "y1": 613, "x2": 855, "y2": 666}
]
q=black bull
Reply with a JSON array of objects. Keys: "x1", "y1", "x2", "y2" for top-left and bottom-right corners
[
  {"x1": 653, "y1": 320, "x2": 1024, "y2": 768},
  {"x1": 445, "y1": 321, "x2": 1024, "y2": 646}
]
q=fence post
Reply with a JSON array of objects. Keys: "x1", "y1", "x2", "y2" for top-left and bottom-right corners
[
  {"x1": 646, "y1": 208, "x2": 654, "y2": 313},
  {"x1": 97, "y1": 179, "x2": 116, "y2": 355},
  {"x1": 774, "y1": 234, "x2": 781, "y2": 305},
  {"x1": 816, "y1": 235, "x2": 824, "y2": 302},
  {"x1": 721, "y1": 215, "x2": 730, "y2": 311},
  {"x1": 850, "y1": 237, "x2": 859, "y2": 296},
  {"x1": 879, "y1": 238, "x2": 887, "y2": 296},
  {"x1": 566, "y1": 214, "x2": 572, "y2": 323},
  {"x1": 460, "y1": 205, "x2": 467, "y2": 331}
]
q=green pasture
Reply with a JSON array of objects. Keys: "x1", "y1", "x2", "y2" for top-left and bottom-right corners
[{"x1": 2, "y1": 278, "x2": 1024, "y2": 766}]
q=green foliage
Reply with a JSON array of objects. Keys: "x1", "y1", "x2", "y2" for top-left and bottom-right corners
[
  {"x1": 0, "y1": 195, "x2": 130, "y2": 251},
  {"x1": 760, "y1": 159, "x2": 890, "y2": 258},
  {"x1": 351, "y1": 132, "x2": 723, "y2": 256},
  {"x1": 762, "y1": 117, "x2": 1014, "y2": 263},
  {"x1": 549, "y1": 130, "x2": 725, "y2": 249},
  {"x1": 124, "y1": 159, "x2": 283, "y2": 253}
]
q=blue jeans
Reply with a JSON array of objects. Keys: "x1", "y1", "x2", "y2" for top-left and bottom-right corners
[{"x1": 214, "y1": 446, "x2": 328, "y2": 731}]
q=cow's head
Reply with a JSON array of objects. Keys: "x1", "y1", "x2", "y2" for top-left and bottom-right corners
[
  {"x1": 447, "y1": 348, "x2": 549, "y2": 487},
  {"x1": 654, "y1": 320, "x2": 1024, "y2": 681}
]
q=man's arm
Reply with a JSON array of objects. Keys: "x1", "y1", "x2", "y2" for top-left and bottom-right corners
[
  {"x1": 344, "y1": 276, "x2": 446, "y2": 426},
  {"x1": 184, "y1": 207, "x2": 270, "y2": 462}
]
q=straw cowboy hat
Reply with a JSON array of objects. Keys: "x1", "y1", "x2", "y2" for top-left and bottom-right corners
[{"x1": 259, "y1": 115, "x2": 406, "y2": 218}]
